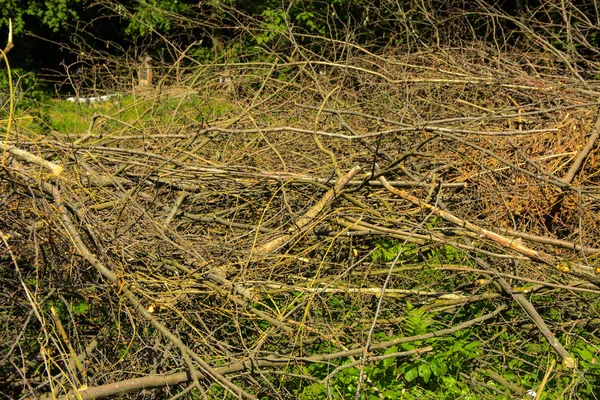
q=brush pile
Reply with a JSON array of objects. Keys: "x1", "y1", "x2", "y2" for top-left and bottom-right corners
[{"x1": 2, "y1": 40, "x2": 600, "y2": 398}]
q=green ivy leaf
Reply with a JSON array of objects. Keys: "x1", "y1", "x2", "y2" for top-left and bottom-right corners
[
  {"x1": 418, "y1": 363, "x2": 431, "y2": 383},
  {"x1": 430, "y1": 359, "x2": 448, "y2": 377},
  {"x1": 404, "y1": 366, "x2": 418, "y2": 382}
]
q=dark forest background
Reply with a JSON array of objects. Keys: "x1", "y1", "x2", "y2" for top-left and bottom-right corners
[{"x1": 2, "y1": 0, "x2": 599, "y2": 94}]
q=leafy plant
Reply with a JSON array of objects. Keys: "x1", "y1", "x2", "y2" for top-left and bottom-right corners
[
  {"x1": 298, "y1": 303, "x2": 484, "y2": 399},
  {"x1": 0, "y1": 69, "x2": 46, "y2": 113},
  {"x1": 426, "y1": 244, "x2": 466, "y2": 264},
  {"x1": 371, "y1": 239, "x2": 418, "y2": 264},
  {"x1": 124, "y1": 0, "x2": 193, "y2": 36},
  {"x1": 0, "y1": 0, "x2": 80, "y2": 33},
  {"x1": 255, "y1": 8, "x2": 287, "y2": 46}
]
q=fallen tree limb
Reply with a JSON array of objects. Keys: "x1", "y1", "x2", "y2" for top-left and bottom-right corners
[
  {"x1": 377, "y1": 173, "x2": 599, "y2": 285},
  {"x1": 497, "y1": 227, "x2": 600, "y2": 255},
  {"x1": 460, "y1": 237, "x2": 577, "y2": 370},
  {"x1": 483, "y1": 368, "x2": 526, "y2": 396},
  {"x1": 1, "y1": 143, "x2": 63, "y2": 176},
  {"x1": 502, "y1": 283, "x2": 576, "y2": 369}
]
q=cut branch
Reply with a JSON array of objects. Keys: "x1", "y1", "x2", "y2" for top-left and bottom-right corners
[
  {"x1": 378, "y1": 174, "x2": 599, "y2": 285},
  {"x1": 1, "y1": 143, "x2": 63, "y2": 176},
  {"x1": 253, "y1": 165, "x2": 361, "y2": 256},
  {"x1": 1, "y1": 18, "x2": 13, "y2": 56}
]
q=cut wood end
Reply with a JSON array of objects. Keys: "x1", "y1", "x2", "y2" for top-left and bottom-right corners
[
  {"x1": 52, "y1": 165, "x2": 64, "y2": 177},
  {"x1": 562, "y1": 356, "x2": 577, "y2": 370},
  {"x1": 556, "y1": 262, "x2": 571, "y2": 273},
  {"x1": 8, "y1": 19, "x2": 12, "y2": 42},
  {"x1": 4, "y1": 18, "x2": 13, "y2": 54}
]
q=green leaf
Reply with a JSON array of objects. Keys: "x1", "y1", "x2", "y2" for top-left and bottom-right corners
[
  {"x1": 574, "y1": 345, "x2": 594, "y2": 362},
  {"x1": 400, "y1": 343, "x2": 416, "y2": 351},
  {"x1": 430, "y1": 359, "x2": 448, "y2": 377},
  {"x1": 383, "y1": 345, "x2": 398, "y2": 369},
  {"x1": 71, "y1": 301, "x2": 89, "y2": 314},
  {"x1": 463, "y1": 341, "x2": 482, "y2": 351},
  {"x1": 383, "y1": 356, "x2": 396, "y2": 369},
  {"x1": 418, "y1": 363, "x2": 431, "y2": 383},
  {"x1": 404, "y1": 366, "x2": 418, "y2": 382}
]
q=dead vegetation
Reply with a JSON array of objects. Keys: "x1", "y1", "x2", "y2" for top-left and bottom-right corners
[{"x1": 2, "y1": 16, "x2": 600, "y2": 400}]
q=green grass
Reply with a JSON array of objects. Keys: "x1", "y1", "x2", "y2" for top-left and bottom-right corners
[{"x1": 5, "y1": 92, "x2": 240, "y2": 140}]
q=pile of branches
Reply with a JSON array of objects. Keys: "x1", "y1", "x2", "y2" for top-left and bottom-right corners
[{"x1": 2, "y1": 14, "x2": 600, "y2": 400}]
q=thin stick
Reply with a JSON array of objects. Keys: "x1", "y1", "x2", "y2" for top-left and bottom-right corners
[
  {"x1": 164, "y1": 191, "x2": 189, "y2": 227},
  {"x1": 534, "y1": 358, "x2": 556, "y2": 400}
]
